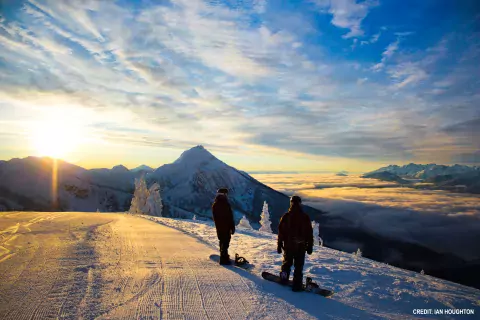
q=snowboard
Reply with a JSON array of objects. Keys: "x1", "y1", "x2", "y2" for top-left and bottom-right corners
[
  {"x1": 261, "y1": 271, "x2": 334, "y2": 297},
  {"x1": 209, "y1": 254, "x2": 253, "y2": 269}
]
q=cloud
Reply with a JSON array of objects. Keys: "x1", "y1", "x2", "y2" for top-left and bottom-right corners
[
  {"x1": 372, "y1": 39, "x2": 399, "y2": 71},
  {"x1": 388, "y1": 62, "x2": 428, "y2": 88},
  {"x1": 313, "y1": 0, "x2": 379, "y2": 38},
  {"x1": 360, "y1": 31, "x2": 381, "y2": 45}
]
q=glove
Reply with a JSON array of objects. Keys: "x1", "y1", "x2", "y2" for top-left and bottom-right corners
[
  {"x1": 277, "y1": 242, "x2": 283, "y2": 254},
  {"x1": 231, "y1": 227, "x2": 235, "y2": 235},
  {"x1": 306, "y1": 244, "x2": 313, "y2": 255}
]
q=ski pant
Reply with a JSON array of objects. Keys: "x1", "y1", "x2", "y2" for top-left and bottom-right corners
[
  {"x1": 217, "y1": 230, "x2": 231, "y2": 257},
  {"x1": 281, "y1": 245, "x2": 306, "y2": 285}
]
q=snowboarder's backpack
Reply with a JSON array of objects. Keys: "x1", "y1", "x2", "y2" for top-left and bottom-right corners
[{"x1": 235, "y1": 253, "x2": 249, "y2": 266}]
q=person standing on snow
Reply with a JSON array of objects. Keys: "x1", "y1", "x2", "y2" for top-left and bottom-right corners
[
  {"x1": 277, "y1": 195, "x2": 313, "y2": 291},
  {"x1": 212, "y1": 188, "x2": 235, "y2": 265}
]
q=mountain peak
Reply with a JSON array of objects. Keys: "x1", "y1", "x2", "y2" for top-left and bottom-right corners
[
  {"x1": 173, "y1": 145, "x2": 217, "y2": 165},
  {"x1": 131, "y1": 164, "x2": 154, "y2": 172},
  {"x1": 112, "y1": 164, "x2": 129, "y2": 172}
]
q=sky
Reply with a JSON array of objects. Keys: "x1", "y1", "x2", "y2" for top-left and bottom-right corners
[{"x1": 0, "y1": 0, "x2": 479, "y2": 172}]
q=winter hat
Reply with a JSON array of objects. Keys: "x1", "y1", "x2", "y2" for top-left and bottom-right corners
[
  {"x1": 217, "y1": 188, "x2": 229, "y2": 194},
  {"x1": 290, "y1": 195, "x2": 302, "y2": 204}
]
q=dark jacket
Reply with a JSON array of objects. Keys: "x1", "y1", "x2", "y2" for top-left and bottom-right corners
[
  {"x1": 212, "y1": 194, "x2": 235, "y2": 235},
  {"x1": 278, "y1": 206, "x2": 313, "y2": 251}
]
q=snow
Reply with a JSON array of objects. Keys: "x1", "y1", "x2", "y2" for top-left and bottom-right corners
[
  {"x1": 0, "y1": 211, "x2": 383, "y2": 320},
  {"x1": 239, "y1": 214, "x2": 252, "y2": 229},
  {"x1": 141, "y1": 215, "x2": 480, "y2": 319}
]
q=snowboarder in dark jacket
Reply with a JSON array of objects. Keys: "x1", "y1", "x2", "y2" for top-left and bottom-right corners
[
  {"x1": 212, "y1": 188, "x2": 235, "y2": 265},
  {"x1": 277, "y1": 195, "x2": 313, "y2": 291}
]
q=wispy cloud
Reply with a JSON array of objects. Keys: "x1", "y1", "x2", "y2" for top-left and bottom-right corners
[
  {"x1": 313, "y1": 0, "x2": 378, "y2": 38},
  {"x1": 372, "y1": 39, "x2": 399, "y2": 71}
]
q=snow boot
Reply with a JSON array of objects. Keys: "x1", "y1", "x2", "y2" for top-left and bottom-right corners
[
  {"x1": 219, "y1": 253, "x2": 231, "y2": 265},
  {"x1": 292, "y1": 277, "x2": 303, "y2": 292}
]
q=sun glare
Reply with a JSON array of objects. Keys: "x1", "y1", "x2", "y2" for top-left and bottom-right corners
[{"x1": 31, "y1": 113, "x2": 83, "y2": 159}]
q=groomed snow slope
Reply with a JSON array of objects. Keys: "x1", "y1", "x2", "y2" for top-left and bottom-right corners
[
  {"x1": 0, "y1": 212, "x2": 478, "y2": 319},
  {"x1": 1, "y1": 211, "x2": 380, "y2": 320},
  {"x1": 141, "y1": 215, "x2": 480, "y2": 319}
]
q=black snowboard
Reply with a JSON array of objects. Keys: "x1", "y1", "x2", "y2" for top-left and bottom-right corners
[
  {"x1": 261, "y1": 271, "x2": 334, "y2": 297},
  {"x1": 209, "y1": 254, "x2": 253, "y2": 269}
]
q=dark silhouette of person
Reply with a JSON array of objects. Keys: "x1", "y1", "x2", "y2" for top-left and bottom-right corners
[
  {"x1": 212, "y1": 188, "x2": 235, "y2": 264},
  {"x1": 277, "y1": 195, "x2": 313, "y2": 291}
]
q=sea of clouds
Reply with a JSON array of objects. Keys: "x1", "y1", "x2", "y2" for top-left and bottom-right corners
[{"x1": 252, "y1": 174, "x2": 480, "y2": 261}]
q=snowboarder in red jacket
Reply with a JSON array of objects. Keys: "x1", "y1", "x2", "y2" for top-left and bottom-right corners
[
  {"x1": 277, "y1": 195, "x2": 313, "y2": 291},
  {"x1": 212, "y1": 188, "x2": 235, "y2": 265}
]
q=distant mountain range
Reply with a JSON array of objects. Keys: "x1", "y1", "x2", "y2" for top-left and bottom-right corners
[
  {"x1": 364, "y1": 163, "x2": 480, "y2": 193},
  {"x1": 362, "y1": 171, "x2": 411, "y2": 184}
]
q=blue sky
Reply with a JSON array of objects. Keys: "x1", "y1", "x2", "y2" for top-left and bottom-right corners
[{"x1": 0, "y1": 0, "x2": 479, "y2": 171}]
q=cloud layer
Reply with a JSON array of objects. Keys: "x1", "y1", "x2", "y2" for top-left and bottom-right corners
[{"x1": 254, "y1": 173, "x2": 480, "y2": 261}]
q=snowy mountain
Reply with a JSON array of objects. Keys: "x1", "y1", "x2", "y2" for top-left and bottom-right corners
[
  {"x1": 147, "y1": 145, "x2": 324, "y2": 229},
  {"x1": 131, "y1": 164, "x2": 154, "y2": 173},
  {"x1": 0, "y1": 157, "x2": 135, "y2": 212},
  {"x1": 362, "y1": 171, "x2": 411, "y2": 184},
  {"x1": 366, "y1": 163, "x2": 480, "y2": 193},
  {"x1": 368, "y1": 163, "x2": 479, "y2": 179}
]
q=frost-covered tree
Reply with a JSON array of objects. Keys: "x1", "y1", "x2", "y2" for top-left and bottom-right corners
[
  {"x1": 129, "y1": 177, "x2": 149, "y2": 214},
  {"x1": 192, "y1": 214, "x2": 197, "y2": 221},
  {"x1": 238, "y1": 215, "x2": 252, "y2": 229},
  {"x1": 354, "y1": 248, "x2": 362, "y2": 258},
  {"x1": 420, "y1": 269, "x2": 425, "y2": 275},
  {"x1": 312, "y1": 221, "x2": 320, "y2": 245},
  {"x1": 259, "y1": 201, "x2": 272, "y2": 233},
  {"x1": 147, "y1": 183, "x2": 163, "y2": 216}
]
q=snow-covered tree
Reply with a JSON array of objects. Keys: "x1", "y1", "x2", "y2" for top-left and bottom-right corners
[
  {"x1": 147, "y1": 183, "x2": 163, "y2": 216},
  {"x1": 238, "y1": 215, "x2": 252, "y2": 229},
  {"x1": 420, "y1": 269, "x2": 425, "y2": 275},
  {"x1": 259, "y1": 201, "x2": 272, "y2": 233},
  {"x1": 312, "y1": 221, "x2": 320, "y2": 245},
  {"x1": 129, "y1": 177, "x2": 149, "y2": 214},
  {"x1": 192, "y1": 214, "x2": 197, "y2": 221},
  {"x1": 354, "y1": 248, "x2": 362, "y2": 258}
]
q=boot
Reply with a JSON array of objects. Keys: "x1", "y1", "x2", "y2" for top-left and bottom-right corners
[
  {"x1": 292, "y1": 277, "x2": 303, "y2": 292},
  {"x1": 220, "y1": 253, "x2": 231, "y2": 265}
]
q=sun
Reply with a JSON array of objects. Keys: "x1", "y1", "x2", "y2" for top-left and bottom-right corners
[{"x1": 31, "y1": 114, "x2": 83, "y2": 159}]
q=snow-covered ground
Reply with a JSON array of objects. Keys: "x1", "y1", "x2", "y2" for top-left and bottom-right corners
[
  {"x1": 0, "y1": 211, "x2": 478, "y2": 319},
  {"x1": 141, "y1": 215, "x2": 480, "y2": 319}
]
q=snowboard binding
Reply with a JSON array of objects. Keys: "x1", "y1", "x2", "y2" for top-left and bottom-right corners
[
  {"x1": 279, "y1": 271, "x2": 289, "y2": 284},
  {"x1": 234, "y1": 253, "x2": 249, "y2": 266},
  {"x1": 305, "y1": 277, "x2": 320, "y2": 292}
]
